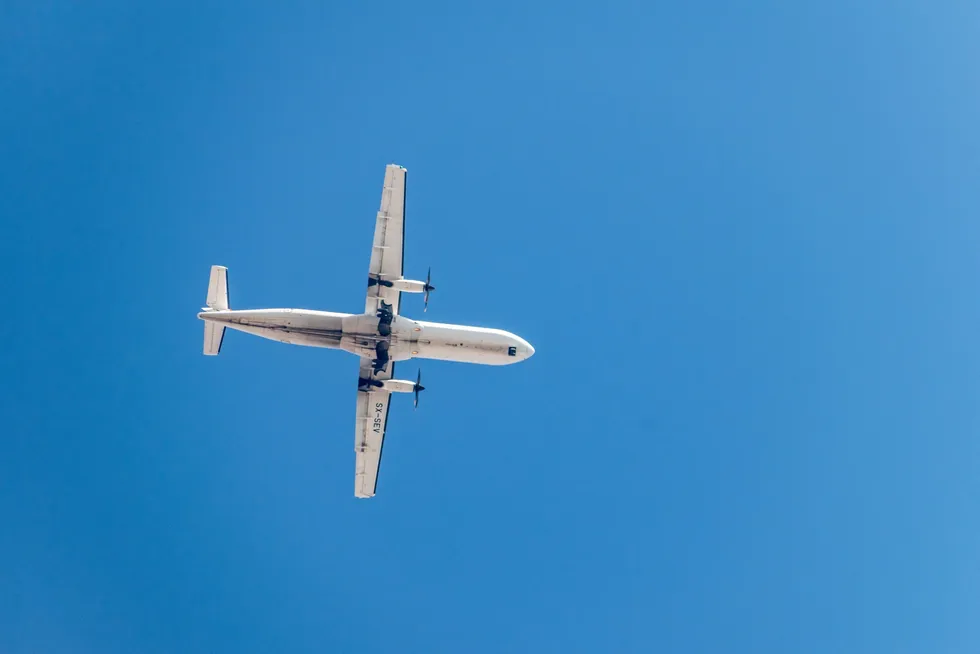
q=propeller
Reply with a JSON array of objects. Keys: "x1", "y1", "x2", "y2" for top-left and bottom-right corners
[
  {"x1": 423, "y1": 266, "x2": 435, "y2": 312},
  {"x1": 413, "y1": 369, "x2": 425, "y2": 409}
]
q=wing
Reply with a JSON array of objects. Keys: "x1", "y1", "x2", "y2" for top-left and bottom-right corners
[
  {"x1": 365, "y1": 164, "x2": 407, "y2": 316},
  {"x1": 354, "y1": 358, "x2": 395, "y2": 498}
]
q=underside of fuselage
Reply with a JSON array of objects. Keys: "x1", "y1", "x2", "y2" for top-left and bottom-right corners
[{"x1": 198, "y1": 307, "x2": 534, "y2": 368}]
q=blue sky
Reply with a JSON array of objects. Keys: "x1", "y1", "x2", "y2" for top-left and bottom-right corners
[{"x1": 2, "y1": 1, "x2": 980, "y2": 652}]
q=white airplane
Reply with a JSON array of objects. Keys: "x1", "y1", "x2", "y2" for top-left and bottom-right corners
[{"x1": 198, "y1": 164, "x2": 534, "y2": 498}]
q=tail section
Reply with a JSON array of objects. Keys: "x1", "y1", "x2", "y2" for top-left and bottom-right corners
[{"x1": 203, "y1": 265, "x2": 230, "y2": 355}]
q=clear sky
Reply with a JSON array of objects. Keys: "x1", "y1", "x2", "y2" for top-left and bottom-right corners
[{"x1": 2, "y1": 2, "x2": 980, "y2": 652}]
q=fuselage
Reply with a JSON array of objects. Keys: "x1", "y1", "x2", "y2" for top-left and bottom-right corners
[{"x1": 196, "y1": 309, "x2": 534, "y2": 365}]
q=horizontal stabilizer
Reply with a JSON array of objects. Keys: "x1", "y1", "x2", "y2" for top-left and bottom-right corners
[{"x1": 204, "y1": 321, "x2": 225, "y2": 355}]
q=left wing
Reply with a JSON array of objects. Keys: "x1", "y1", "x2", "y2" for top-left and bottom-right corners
[
  {"x1": 365, "y1": 164, "x2": 407, "y2": 316},
  {"x1": 354, "y1": 358, "x2": 394, "y2": 498}
]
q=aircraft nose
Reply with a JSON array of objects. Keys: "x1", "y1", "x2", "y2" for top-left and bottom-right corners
[{"x1": 519, "y1": 340, "x2": 534, "y2": 359}]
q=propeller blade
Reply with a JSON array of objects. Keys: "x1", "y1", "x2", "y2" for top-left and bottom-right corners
[
  {"x1": 423, "y1": 266, "x2": 434, "y2": 312},
  {"x1": 414, "y1": 369, "x2": 424, "y2": 409}
]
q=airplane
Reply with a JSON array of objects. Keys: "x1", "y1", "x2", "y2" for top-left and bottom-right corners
[{"x1": 198, "y1": 164, "x2": 534, "y2": 498}]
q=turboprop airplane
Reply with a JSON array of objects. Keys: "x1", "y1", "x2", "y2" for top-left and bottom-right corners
[{"x1": 198, "y1": 164, "x2": 534, "y2": 498}]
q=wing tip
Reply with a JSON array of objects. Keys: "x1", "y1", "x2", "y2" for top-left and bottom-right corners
[{"x1": 354, "y1": 482, "x2": 376, "y2": 499}]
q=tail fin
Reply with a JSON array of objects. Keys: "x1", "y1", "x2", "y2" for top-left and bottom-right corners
[
  {"x1": 206, "y1": 265, "x2": 229, "y2": 310},
  {"x1": 203, "y1": 265, "x2": 229, "y2": 355}
]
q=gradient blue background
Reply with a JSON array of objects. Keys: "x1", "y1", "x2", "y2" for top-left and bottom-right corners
[{"x1": 2, "y1": 2, "x2": 979, "y2": 652}]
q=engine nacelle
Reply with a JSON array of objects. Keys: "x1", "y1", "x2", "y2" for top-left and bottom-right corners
[
  {"x1": 369, "y1": 272, "x2": 434, "y2": 311},
  {"x1": 390, "y1": 278, "x2": 427, "y2": 293},
  {"x1": 358, "y1": 371, "x2": 425, "y2": 407},
  {"x1": 379, "y1": 379, "x2": 419, "y2": 393},
  {"x1": 357, "y1": 377, "x2": 416, "y2": 393}
]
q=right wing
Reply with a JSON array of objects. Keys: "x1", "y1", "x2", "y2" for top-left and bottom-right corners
[
  {"x1": 365, "y1": 164, "x2": 407, "y2": 316},
  {"x1": 353, "y1": 357, "x2": 394, "y2": 499}
]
